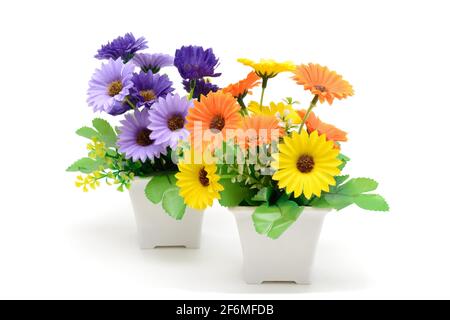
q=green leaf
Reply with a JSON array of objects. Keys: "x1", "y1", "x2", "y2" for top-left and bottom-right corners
[
  {"x1": 219, "y1": 179, "x2": 252, "y2": 207},
  {"x1": 162, "y1": 188, "x2": 186, "y2": 220},
  {"x1": 92, "y1": 118, "x2": 117, "y2": 147},
  {"x1": 338, "y1": 178, "x2": 378, "y2": 196},
  {"x1": 334, "y1": 175, "x2": 350, "y2": 186},
  {"x1": 76, "y1": 126, "x2": 98, "y2": 140},
  {"x1": 324, "y1": 193, "x2": 354, "y2": 210},
  {"x1": 66, "y1": 157, "x2": 99, "y2": 173},
  {"x1": 252, "y1": 197, "x2": 303, "y2": 239},
  {"x1": 251, "y1": 187, "x2": 273, "y2": 203},
  {"x1": 338, "y1": 153, "x2": 350, "y2": 171},
  {"x1": 354, "y1": 194, "x2": 389, "y2": 211},
  {"x1": 309, "y1": 197, "x2": 332, "y2": 208},
  {"x1": 145, "y1": 175, "x2": 174, "y2": 204}
]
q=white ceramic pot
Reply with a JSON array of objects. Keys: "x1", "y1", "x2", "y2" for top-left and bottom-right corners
[
  {"x1": 231, "y1": 206, "x2": 330, "y2": 284},
  {"x1": 128, "y1": 178, "x2": 203, "y2": 249}
]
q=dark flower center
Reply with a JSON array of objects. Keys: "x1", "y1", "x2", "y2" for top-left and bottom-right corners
[
  {"x1": 167, "y1": 114, "x2": 185, "y2": 131},
  {"x1": 108, "y1": 81, "x2": 123, "y2": 97},
  {"x1": 140, "y1": 90, "x2": 156, "y2": 102},
  {"x1": 314, "y1": 85, "x2": 327, "y2": 92},
  {"x1": 209, "y1": 115, "x2": 225, "y2": 131},
  {"x1": 136, "y1": 128, "x2": 154, "y2": 146},
  {"x1": 198, "y1": 167, "x2": 210, "y2": 187},
  {"x1": 296, "y1": 154, "x2": 315, "y2": 173}
]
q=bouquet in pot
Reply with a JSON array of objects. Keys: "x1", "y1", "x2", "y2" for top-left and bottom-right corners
[
  {"x1": 175, "y1": 59, "x2": 389, "y2": 239},
  {"x1": 67, "y1": 33, "x2": 221, "y2": 220}
]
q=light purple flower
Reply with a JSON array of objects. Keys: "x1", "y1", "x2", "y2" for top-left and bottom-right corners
[
  {"x1": 132, "y1": 53, "x2": 174, "y2": 73},
  {"x1": 117, "y1": 108, "x2": 168, "y2": 162},
  {"x1": 87, "y1": 58, "x2": 135, "y2": 114},
  {"x1": 148, "y1": 94, "x2": 191, "y2": 149},
  {"x1": 95, "y1": 33, "x2": 148, "y2": 62}
]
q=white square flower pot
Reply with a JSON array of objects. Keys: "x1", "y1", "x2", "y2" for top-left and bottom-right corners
[
  {"x1": 129, "y1": 178, "x2": 203, "y2": 249},
  {"x1": 231, "y1": 206, "x2": 330, "y2": 284}
]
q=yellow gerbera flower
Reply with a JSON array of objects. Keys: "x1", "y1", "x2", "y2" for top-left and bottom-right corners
[
  {"x1": 272, "y1": 130, "x2": 341, "y2": 199},
  {"x1": 175, "y1": 151, "x2": 224, "y2": 210},
  {"x1": 238, "y1": 58, "x2": 296, "y2": 78},
  {"x1": 248, "y1": 101, "x2": 302, "y2": 124}
]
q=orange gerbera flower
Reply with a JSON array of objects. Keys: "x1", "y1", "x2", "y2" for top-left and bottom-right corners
[
  {"x1": 237, "y1": 115, "x2": 284, "y2": 149},
  {"x1": 297, "y1": 110, "x2": 348, "y2": 147},
  {"x1": 292, "y1": 63, "x2": 354, "y2": 105},
  {"x1": 222, "y1": 72, "x2": 261, "y2": 98},
  {"x1": 186, "y1": 91, "x2": 242, "y2": 150}
]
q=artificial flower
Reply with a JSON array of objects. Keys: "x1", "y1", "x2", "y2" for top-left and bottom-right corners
[
  {"x1": 95, "y1": 33, "x2": 148, "y2": 62},
  {"x1": 174, "y1": 45, "x2": 221, "y2": 80},
  {"x1": 175, "y1": 151, "x2": 224, "y2": 210},
  {"x1": 297, "y1": 110, "x2": 348, "y2": 146},
  {"x1": 87, "y1": 58, "x2": 135, "y2": 114},
  {"x1": 222, "y1": 71, "x2": 260, "y2": 99},
  {"x1": 148, "y1": 94, "x2": 191, "y2": 149},
  {"x1": 117, "y1": 108, "x2": 168, "y2": 162},
  {"x1": 131, "y1": 71, "x2": 174, "y2": 108},
  {"x1": 272, "y1": 130, "x2": 341, "y2": 199},
  {"x1": 182, "y1": 78, "x2": 219, "y2": 99},
  {"x1": 248, "y1": 101, "x2": 302, "y2": 124},
  {"x1": 132, "y1": 53, "x2": 174, "y2": 73},
  {"x1": 186, "y1": 92, "x2": 242, "y2": 149},
  {"x1": 237, "y1": 58, "x2": 295, "y2": 79},
  {"x1": 238, "y1": 115, "x2": 284, "y2": 149},
  {"x1": 292, "y1": 63, "x2": 354, "y2": 105}
]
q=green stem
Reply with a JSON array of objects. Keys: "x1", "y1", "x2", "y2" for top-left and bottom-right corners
[
  {"x1": 299, "y1": 95, "x2": 319, "y2": 133},
  {"x1": 188, "y1": 79, "x2": 197, "y2": 100},
  {"x1": 259, "y1": 77, "x2": 269, "y2": 109},
  {"x1": 125, "y1": 96, "x2": 136, "y2": 110},
  {"x1": 237, "y1": 96, "x2": 248, "y2": 115}
]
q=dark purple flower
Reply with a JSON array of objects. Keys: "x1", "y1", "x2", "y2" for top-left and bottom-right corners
[
  {"x1": 87, "y1": 58, "x2": 135, "y2": 114},
  {"x1": 183, "y1": 78, "x2": 219, "y2": 99},
  {"x1": 132, "y1": 71, "x2": 175, "y2": 108},
  {"x1": 132, "y1": 53, "x2": 173, "y2": 73},
  {"x1": 95, "y1": 33, "x2": 148, "y2": 62},
  {"x1": 174, "y1": 45, "x2": 221, "y2": 80}
]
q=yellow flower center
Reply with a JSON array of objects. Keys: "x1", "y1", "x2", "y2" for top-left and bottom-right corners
[
  {"x1": 296, "y1": 154, "x2": 315, "y2": 173},
  {"x1": 198, "y1": 167, "x2": 210, "y2": 187},
  {"x1": 314, "y1": 85, "x2": 327, "y2": 92},
  {"x1": 140, "y1": 89, "x2": 156, "y2": 102},
  {"x1": 167, "y1": 114, "x2": 185, "y2": 131},
  {"x1": 108, "y1": 81, "x2": 123, "y2": 97},
  {"x1": 136, "y1": 128, "x2": 154, "y2": 146},
  {"x1": 209, "y1": 115, "x2": 225, "y2": 131}
]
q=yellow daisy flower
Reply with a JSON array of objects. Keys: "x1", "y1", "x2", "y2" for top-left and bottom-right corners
[
  {"x1": 248, "y1": 101, "x2": 302, "y2": 124},
  {"x1": 238, "y1": 58, "x2": 296, "y2": 78},
  {"x1": 175, "y1": 151, "x2": 224, "y2": 210},
  {"x1": 272, "y1": 130, "x2": 341, "y2": 199}
]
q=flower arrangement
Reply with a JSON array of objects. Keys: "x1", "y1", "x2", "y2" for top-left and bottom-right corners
[{"x1": 68, "y1": 33, "x2": 388, "y2": 239}]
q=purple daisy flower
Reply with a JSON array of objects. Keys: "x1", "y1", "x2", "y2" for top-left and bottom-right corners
[
  {"x1": 132, "y1": 53, "x2": 174, "y2": 73},
  {"x1": 174, "y1": 45, "x2": 221, "y2": 80},
  {"x1": 183, "y1": 78, "x2": 219, "y2": 99},
  {"x1": 95, "y1": 33, "x2": 148, "y2": 62},
  {"x1": 132, "y1": 71, "x2": 175, "y2": 108},
  {"x1": 87, "y1": 58, "x2": 135, "y2": 114},
  {"x1": 148, "y1": 94, "x2": 191, "y2": 149},
  {"x1": 117, "y1": 108, "x2": 168, "y2": 162}
]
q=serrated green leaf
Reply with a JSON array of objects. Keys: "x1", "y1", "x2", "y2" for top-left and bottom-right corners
[
  {"x1": 354, "y1": 194, "x2": 389, "y2": 211},
  {"x1": 76, "y1": 126, "x2": 98, "y2": 140},
  {"x1": 252, "y1": 197, "x2": 303, "y2": 239},
  {"x1": 324, "y1": 193, "x2": 354, "y2": 210},
  {"x1": 92, "y1": 118, "x2": 117, "y2": 147},
  {"x1": 145, "y1": 175, "x2": 174, "y2": 204},
  {"x1": 219, "y1": 179, "x2": 252, "y2": 207},
  {"x1": 309, "y1": 197, "x2": 332, "y2": 208},
  {"x1": 251, "y1": 187, "x2": 273, "y2": 203},
  {"x1": 338, "y1": 178, "x2": 378, "y2": 196},
  {"x1": 162, "y1": 188, "x2": 186, "y2": 220},
  {"x1": 334, "y1": 175, "x2": 350, "y2": 186},
  {"x1": 337, "y1": 153, "x2": 350, "y2": 170},
  {"x1": 66, "y1": 157, "x2": 100, "y2": 173}
]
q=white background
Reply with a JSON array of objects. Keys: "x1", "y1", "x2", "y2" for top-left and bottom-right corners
[{"x1": 0, "y1": 0, "x2": 449, "y2": 299}]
